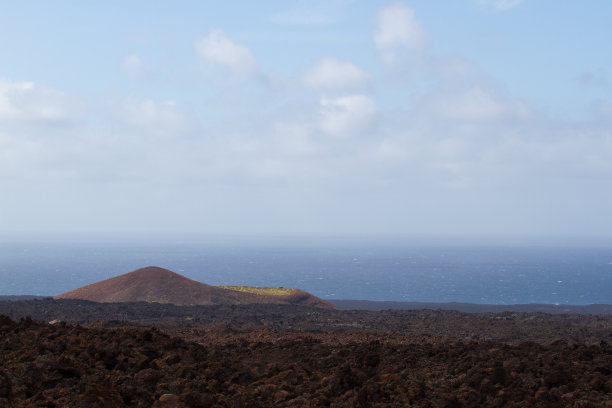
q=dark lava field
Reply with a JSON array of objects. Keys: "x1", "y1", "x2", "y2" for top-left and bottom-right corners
[{"x1": 0, "y1": 299, "x2": 611, "y2": 407}]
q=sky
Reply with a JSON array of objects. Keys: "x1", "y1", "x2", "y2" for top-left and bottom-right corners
[{"x1": 1, "y1": 0, "x2": 611, "y2": 240}]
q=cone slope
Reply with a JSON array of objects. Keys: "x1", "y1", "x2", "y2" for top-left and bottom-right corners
[{"x1": 55, "y1": 266, "x2": 334, "y2": 309}]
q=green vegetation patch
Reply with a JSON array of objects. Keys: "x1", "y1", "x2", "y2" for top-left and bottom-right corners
[{"x1": 217, "y1": 285, "x2": 298, "y2": 296}]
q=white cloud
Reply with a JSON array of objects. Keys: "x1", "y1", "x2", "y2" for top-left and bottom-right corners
[
  {"x1": 475, "y1": 0, "x2": 526, "y2": 12},
  {"x1": 302, "y1": 58, "x2": 370, "y2": 92},
  {"x1": 319, "y1": 94, "x2": 377, "y2": 137},
  {"x1": 2, "y1": 28, "x2": 612, "y2": 237},
  {"x1": 0, "y1": 93, "x2": 198, "y2": 186},
  {"x1": 426, "y1": 87, "x2": 530, "y2": 122},
  {"x1": 374, "y1": 3, "x2": 426, "y2": 64},
  {"x1": 123, "y1": 54, "x2": 146, "y2": 77},
  {"x1": 273, "y1": 123, "x2": 321, "y2": 157},
  {"x1": 0, "y1": 77, "x2": 69, "y2": 122},
  {"x1": 431, "y1": 56, "x2": 483, "y2": 81},
  {"x1": 194, "y1": 29, "x2": 257, "y2": 77},
  {"x1": 0, "y1": 79, "x2": 32, "y2": 118},
  {"x1": 120, "y1": 97, "x2": 189, "y2": 134}
]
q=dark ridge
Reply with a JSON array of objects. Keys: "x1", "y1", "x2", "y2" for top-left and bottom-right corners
[
  {"x1": 328, "y1": 300, "x2": 612, "y2": 315},
  {"x1": 1, "y1": 298, "x2": 611, "y2": 344},
  {"x1": 0, "y1": 295, "x2": 48, "y2": 301}
]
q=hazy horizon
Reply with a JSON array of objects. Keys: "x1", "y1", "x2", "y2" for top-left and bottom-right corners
[
  {"x1": 2, "y1": 232, "x2": 612, "y2": 249},
  {"x1": 2, "y1": 1, "x2": 611, "y2": 238}
]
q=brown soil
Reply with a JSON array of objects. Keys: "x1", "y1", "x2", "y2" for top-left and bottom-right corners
[
  {"x1": 54, "y1": 266, "x2": 334, "y2": 309},
  {"x1": 1, "y1": 315, "x2": 611, "y2": 407}
]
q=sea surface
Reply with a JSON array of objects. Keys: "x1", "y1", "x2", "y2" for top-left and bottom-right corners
[{"x1": 0, "y1": 239, "x2": 611, "y2": 305}]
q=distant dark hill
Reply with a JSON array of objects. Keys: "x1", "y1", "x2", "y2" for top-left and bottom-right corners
[
  {"x1": 329, "y1": 299, "x2": 612, "y2": 314},
  {"x1": 0, "y1": 295, "x2": 48, "y2": 301},
  {"x1": 55, "y1": 266, "x2": 334, "y2": 309}
]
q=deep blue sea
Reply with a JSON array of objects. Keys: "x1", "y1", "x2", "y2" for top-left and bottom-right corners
[{"x1": 1, "y1": 239, "x2": 611, "y2": 305}]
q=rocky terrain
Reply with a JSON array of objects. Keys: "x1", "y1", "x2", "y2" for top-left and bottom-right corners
[
  {"x1": 1, "y1": 314, "x2": 611, "y2": 407},
  {"x1": 1, "y1": 298, "x2": 611, "y2": 344},
  {"x1": 1, "y1": 273, "x2": 611, "y2": 407}
]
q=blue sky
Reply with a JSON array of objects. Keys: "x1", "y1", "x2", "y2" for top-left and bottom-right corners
[{"x1": 1, "y1": 1, "x2": 611, "y2": 239}]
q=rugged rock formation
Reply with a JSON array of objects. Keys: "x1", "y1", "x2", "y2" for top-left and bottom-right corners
[
  {"x1": 1, "y1": 315, "x2": 611, "y2": 407},
  {"x1": 2, "y1": 299, "x2": 611, "y2": 344},
  {"x1": 54, "y1": 266, "x2": 334, "y2": 309}
]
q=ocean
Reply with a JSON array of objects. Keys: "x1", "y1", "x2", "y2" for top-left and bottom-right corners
[{"x1": 1, "y1": 239, "x2": 611, "y2": 305}]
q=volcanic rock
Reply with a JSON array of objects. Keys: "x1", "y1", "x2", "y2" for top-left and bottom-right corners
[
  {"x1": 1, "y1": 315, "x2": 611, "y2": 407},
  {"x1": 54, "y1": 266, "x2": 334, "y2": 309}
]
